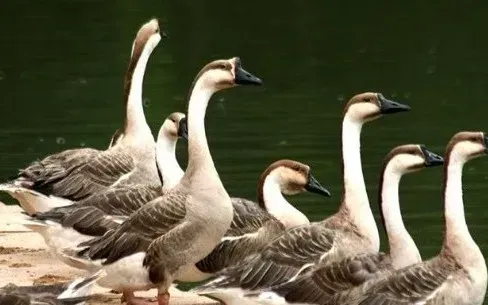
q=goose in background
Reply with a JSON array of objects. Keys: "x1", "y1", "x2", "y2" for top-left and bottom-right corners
[
  {"x1": 326, "y1": 131, "x2": 488, "y2": 305},
  {"x1": 0, "y1": 18, "x2": 164, "y2": 214},
  {"x1": 237, "y1": 144, "x2": 444, "y2": 305},
  {"x1": 68, "y1": 57, "x2": 262, "y2": 305},
  {"x1": 0, "y1": 270, "x2": 102, "y2": 305},
  {"x1": 13, "y1": 113, "x2": 188, "y2": 271},
  {"x1": 190, "y1": 92, "x2": 411, "y2": 298},
  {"x1": 177, "y1": 159, "x2": 331, "y2": 283}
]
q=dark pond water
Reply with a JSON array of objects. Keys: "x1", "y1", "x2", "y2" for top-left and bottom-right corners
[{"x1": 0, "y1": 1, "x2": 487, "y2": 301}]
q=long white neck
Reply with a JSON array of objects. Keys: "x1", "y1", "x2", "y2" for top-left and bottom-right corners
[
  {"x1": 381, "y1": 165, "x2": 421, "y2": 269},
  {"x1": 185, "y1": 80, "x2": 219, "y2": 180},
  {"x1": 124, "y1": 45, "x2": 153, "y2": 141},
  {"x1": 443, "y1": 154, "x2": 475, "y2": 252},
  {"x1": 262, "y1": 173, "x2": 310, "y2": 228},
  {"x1": 156, "y1": 132, "x2": 184, "y2": 193},
  {"x1": 340, "y1": 115, "x2": 379, "y2": 251}
]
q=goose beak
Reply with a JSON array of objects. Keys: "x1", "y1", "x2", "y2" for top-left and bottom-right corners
[
  {"x1": 177, "y1": 117, "x2": 188, "y2": 141},
  {"x1": 483, "y1": 133, "x2": 488, "y2": 153},
  {"x1": 234, "y1": 58, "x2": 263, "y2": 86},
  {"x1": 378, "y1": 93, "x2": 411, "y2": 114},
  {"x1": 421, "y1": 146, "x2": 444, "y2": 167},
  {"x1": 305, "y1": 173, "x2": 331, "y2": 197}
]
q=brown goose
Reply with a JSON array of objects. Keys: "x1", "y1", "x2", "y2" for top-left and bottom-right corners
[
  {"x1": 0, "y1": 18, "x2": 164, "y2": 214},
  {"x1": 190, "y1": 92, "x2": 411, "y2": 298},
  {"x1": 325, "y1": 131, "x2": 488, "y2": 305},
  {"x1": 236, "y1": 144, "x2": 444, "y2": 305},
  {"x1": 17, "y1": 113, "x2": 188, "y2": 271},
  {"x1": 67, "y1": 57, "x2": 262, "y2": 305},
  {"x1": 177, "y1": 159, "x2": 331, "y2": 283},
  {"x1": 0, "y1": 270, "x2": 102, "y2": 305}
]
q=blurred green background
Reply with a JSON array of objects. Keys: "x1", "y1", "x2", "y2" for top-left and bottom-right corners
[{"x1": 0, "y1": 1, "x2": 487, "y2": 300}]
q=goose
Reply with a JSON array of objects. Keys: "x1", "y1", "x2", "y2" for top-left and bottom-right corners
[
  {"x1": 235, "y1": 144, "x2": 444, "y2": 305},
  {"x1": 1, "y1": 128, "x2": 125, "y2": 214},
  {"x1": 15, "y1": 112, "x2": 188, "y2": 271},
  {"x1": 325, "y1": 131, "x2": 488, "y2": 305},
  {"x1": 176, "y1": 159, "x2": 331, "y2": 283},
  {"x1": 67, "y1": 57, "x2": 263, "y2": 305},
  {"x1": 0, "y1": 18, "x2": 164, "y2": 214},
  {"x1": 190, "y1": 92, "x2": 411, "y2": 296},
  {"x1": 0, "y1": 270, "x2": 102, "y2": 305}
]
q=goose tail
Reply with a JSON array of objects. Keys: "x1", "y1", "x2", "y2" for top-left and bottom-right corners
[
  {"x1": 0, "y1": 184, "x2": 72, "y2": 215},
  {"x1": 57, "y1": 270, "x2": 104, "y2": 304}
]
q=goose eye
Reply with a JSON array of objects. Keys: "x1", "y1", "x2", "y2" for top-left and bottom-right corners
[
  {"x1": 219, "y1": 64, "x2": 227, "y2": 70},
  {"x1": 363, "y1": 98, "x2": 371, "y2": 102}
]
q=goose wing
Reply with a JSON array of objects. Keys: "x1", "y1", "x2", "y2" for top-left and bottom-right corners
[
  {"x1": 268, "y1": 252, "x2": 391, "y2": 304},
  {"x1": 26, "y1": 148, "x2": 135, "y2": 200},
  {"x1": 77, "y1": 189, "x2": 187, "y2": 264},
  {"x1": 333, "y1": 257, "x2": 455, "y2": 305},
  {"x1": 195, "y1": 197, "x2": 285, "y2": 274},
  {"x1": 17, "y1": 148, "x2": 100, "y2": 186},
  {"x1": 35, "y1": 184, "x2": 162, "y2": 236},
  {"x1": 199, "y1": 223, "x2": 337, "y2": 291},
  {"x1": 0, "y1": 294, "x2": 30, "y2": 305}
]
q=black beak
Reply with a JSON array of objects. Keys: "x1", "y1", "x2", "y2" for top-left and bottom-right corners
[
  {"x1": 234, "y1": 58, "x2": 263, "y2": 86},
  {"x1": 177, "y1": 117, "x2": 188, "y2": 141},
  {"x1": 420, "y1": 145, "x2": 444, "y2": 167},
  {"x1": 305, "y1": 173, "x2": 331, "y2": 197},
  {"x1": 483, "y1": 133, "x2": 488, "y2": 153},
  {"x1": 378, "y1": 93, "x2": 411, "y2": 114}
]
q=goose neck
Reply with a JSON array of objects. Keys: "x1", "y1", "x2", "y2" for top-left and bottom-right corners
[
  {"x1": 338, "y1": 115, "x2": 379, "y2": 251},
  {"x1": 185, "y1": 80, "x2": 218, "y2": 178},
  {"x1": 261, "y1": 173, "x2": 309, "y2": 228},
  {"x1": 380, "y1": 164, "x2": 421, "y2": 269},
  {"x1": 156, "y1": 134, "x2": 184, "y2": 192},
  {"x1": 123, "y1": 44, "x2": 153, "y2": 141},
  {"x1": 443, "y1": 157, "x2": 472, "y2": 248}
]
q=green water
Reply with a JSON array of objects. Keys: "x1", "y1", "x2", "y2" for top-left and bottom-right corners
[{"x1": 0, "y1": 0, "x2": 487, "y2": 301}]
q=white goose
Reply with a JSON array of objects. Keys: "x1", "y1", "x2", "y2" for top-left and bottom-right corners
[
  {"x1": 17, "y1": 113, "x2": 188, "y2": 271},
  {"x1": 0, "y1": 18, "x2": 164, "y2": 215},
  {"x1": 327, "y1": 131, "x2": 488, "y2": 305},
  {"x1": 237, "y1": 144, "x2": 444, "y2": 305},
  {"x1": 69, "y1": 57, "x2": 263, "y2": 305},
  {"x1": 191, "y1": 92, "x2": 411, "y2": 296},
  {"x1": 177, "y1": 159, "x2": 331, "y2": 283}
]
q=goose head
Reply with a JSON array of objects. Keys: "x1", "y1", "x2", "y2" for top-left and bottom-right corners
[
  {"x1": 383, "y1": 144, "x2": 444, "y2": 174},
  {"x1": 446, "y1": 131, "x2": 488, "y2": 163},
  {"x1": 190, "y1": 57, "x2": 262, "y2": 95},
  {"x1": 158, "y1": 112, "x2": 188, "y2": 141},
  {"x1": 258, "y1": 159, "x2": 331, "y2": 204},
  {"x1": 130, "y1": 18, "x2": 166, "y2": 59},
  {"x1": 344, "y1": 92, "x2": 411, "y2": 123}
]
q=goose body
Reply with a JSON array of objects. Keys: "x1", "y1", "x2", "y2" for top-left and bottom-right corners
[
  {"x1": 177, "y1": 159, "x2": 331, "y2": 283},
  {"x1": 0, "y1": 19, "x2": 164, "y2": 214},
  {"x1": 240, "y1": 144, "x2": 444, "y2": 305},
  {"x1": 327, "y1": 132, "x2": 488, "y2": 305},
  {"x1": 70, "y1": 57, "x2": 263, "y2": 305},
  {"x1": 191, "y1": 92, "x2": 411, "y2": 298},
  {"x1": 19, "y1": 113, "x2": 188, "y2": 271}
]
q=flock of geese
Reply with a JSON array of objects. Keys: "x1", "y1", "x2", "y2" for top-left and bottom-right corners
[{"x1": 0, "y1": 17, "x2": 486, "y2": 305}]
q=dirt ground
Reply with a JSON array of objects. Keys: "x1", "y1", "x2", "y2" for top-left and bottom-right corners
[{"x1": 0, "y1": 203, "x2": 218, "y2": 305}]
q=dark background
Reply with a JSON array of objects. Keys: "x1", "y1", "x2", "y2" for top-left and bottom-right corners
[{"x1": 0, "y1": 1, "x2": 487, "y2": 300}]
